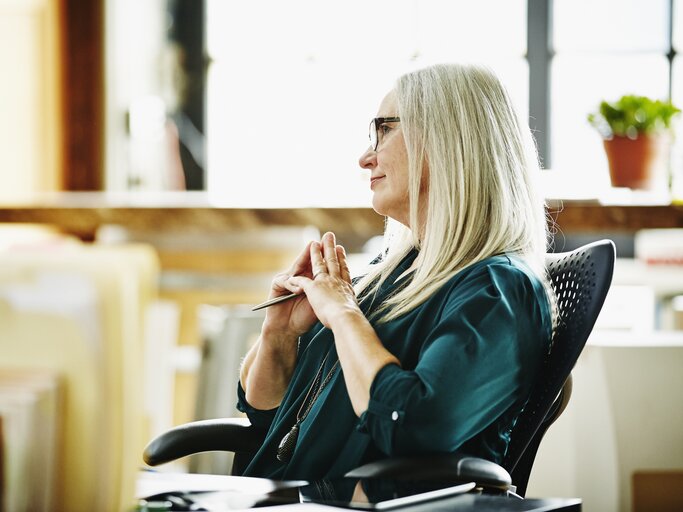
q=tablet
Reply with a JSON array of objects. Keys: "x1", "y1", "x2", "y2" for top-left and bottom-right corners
[{"x1": 299, "y1": 479, "x2": 476, "y2": 510}]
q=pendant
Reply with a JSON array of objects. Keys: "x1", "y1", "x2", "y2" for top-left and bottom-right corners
[{"x1": 276, "y1": 423, "x2": 300, "y2": 462}]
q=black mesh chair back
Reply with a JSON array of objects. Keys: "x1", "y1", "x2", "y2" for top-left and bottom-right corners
[{"x1": 503, "y1": 239, "x2": 616, "y2": 496}]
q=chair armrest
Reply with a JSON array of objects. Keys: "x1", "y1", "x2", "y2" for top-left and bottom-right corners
[
  {"x1": 143, "y1": 418, "x2": 265, "y2": 466},
  {"x1": 345, "y1": 454, "x2": 512, "y2": 491}
]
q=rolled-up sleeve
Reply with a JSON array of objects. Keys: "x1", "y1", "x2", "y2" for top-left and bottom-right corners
[
  {"x1": 236, "y1": 380, "x2": 278, "y2": 431},
  {"x1": 356, "y1": 264, "x2": 547, "y2": 457}
]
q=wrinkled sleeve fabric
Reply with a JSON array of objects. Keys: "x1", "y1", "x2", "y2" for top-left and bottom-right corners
[
  {"x1": 236, "y1": 381, "x2": 278, "y2": 431},
  {"x1": 356, "y1": 263, "x2": 548, "y2": 457}
]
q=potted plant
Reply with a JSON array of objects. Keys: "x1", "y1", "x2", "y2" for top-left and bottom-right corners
[{"x1": 588, "y1": 95, "x2": 680, "y2": 190}]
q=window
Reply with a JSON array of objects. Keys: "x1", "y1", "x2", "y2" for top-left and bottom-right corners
[
  {"x1": 117, "y1": 1, "x2": 682, "y2": 203},
  {"x1": 205, "y1": 0, "x2": 527, "y2": 206}
]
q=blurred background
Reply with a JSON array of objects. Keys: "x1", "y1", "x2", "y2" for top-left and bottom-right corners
[
  {"x1": 2, "y1": 0, "x2": 682, "y2": 201},
  {"x1": 0, "y1": 0, "x2": 682, "y2": 511}
]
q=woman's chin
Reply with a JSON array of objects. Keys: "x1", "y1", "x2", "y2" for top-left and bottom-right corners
[
  {"x1": 370, "y1": 196, "x2": 387, "y2": 217},
  {"x1": 370, "y1": 200, "x2": 407, "y2": 226}
]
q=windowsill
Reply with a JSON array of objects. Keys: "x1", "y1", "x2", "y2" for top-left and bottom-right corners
[
  {"x1": 546, "y1": 189, "x2": 674, "y2": 207},
  {"x1": 540, "y1": 169, "x2": 678, "y2": 206},
  {"x1": 0, "y1": 189, "x2": 680, "y2": 209}
]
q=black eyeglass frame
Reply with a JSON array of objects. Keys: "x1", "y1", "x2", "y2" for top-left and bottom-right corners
[{"x1": 369, "y1": 117, "x2": 401, "y2": 151}]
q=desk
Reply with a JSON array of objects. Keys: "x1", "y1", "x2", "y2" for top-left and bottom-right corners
[
  {"x1": 136, "y1": 472, "x2": 581, "y2": 511},
  {"x1": 400, "y1": 494, "x2": 581, "y2": 511}
]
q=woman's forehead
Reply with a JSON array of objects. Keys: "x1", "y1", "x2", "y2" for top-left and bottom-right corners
[{"x1": 377, "y1": 90, "x2": 398, "y2": 116}]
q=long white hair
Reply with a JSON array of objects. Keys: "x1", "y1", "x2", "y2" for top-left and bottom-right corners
[{"x1": 355, "y1": 63, "x2": 552, "y2": 322}]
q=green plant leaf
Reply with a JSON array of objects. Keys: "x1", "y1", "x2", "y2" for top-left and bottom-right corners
[{"x1": 587, "y1": 94, "x2": 681, "y2": 138}]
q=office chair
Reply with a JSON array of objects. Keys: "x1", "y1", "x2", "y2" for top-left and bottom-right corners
[{"x1": 143, "y1": 240, "x2": 616, "y2": 497}]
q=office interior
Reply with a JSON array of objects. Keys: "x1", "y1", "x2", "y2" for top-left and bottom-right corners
[{"x1": 0, "y1": 0, "x2": 682, "y2": 510}]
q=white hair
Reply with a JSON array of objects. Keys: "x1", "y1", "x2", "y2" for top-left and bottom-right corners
[{"x1": 355, "y1": 63, "x2": 552, "y2": 322}]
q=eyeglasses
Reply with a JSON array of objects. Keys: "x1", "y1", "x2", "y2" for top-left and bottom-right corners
[{"x1": 369, "y1": 117, "x2": 400, "y2": 151}]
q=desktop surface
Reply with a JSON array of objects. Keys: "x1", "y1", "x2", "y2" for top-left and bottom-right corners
[{"x1": 136, "y1": 471, "x2": 581, "y2": 511}]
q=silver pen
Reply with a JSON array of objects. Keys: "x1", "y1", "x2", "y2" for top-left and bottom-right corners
[{"x1": 251, "y1": 292, "x2": 300, "y2": 311}]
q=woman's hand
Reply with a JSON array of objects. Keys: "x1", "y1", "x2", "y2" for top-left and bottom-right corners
[
  {"x1": 261, "y1": 241, "x2": 319, "y2": 342},
  {"x1": 288, "y1": 231, "x2": 400, "y2": 417},
  {"x1": 286, "y1": 232, "x2": 359, "y2": 329},
  {"x1": 241, "y1": 240, "x2": 323, "y2": 409}
]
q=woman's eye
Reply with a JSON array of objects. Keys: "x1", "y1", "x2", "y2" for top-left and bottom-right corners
[{"x1": 379, "y1": 124, "x2": 392, "y2": 135}]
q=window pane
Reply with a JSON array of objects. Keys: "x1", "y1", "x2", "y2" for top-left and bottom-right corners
[
  {"x1": 675, "y1": 0, "x2": 683, "y2": 51},
  {"x1": 418, "y1": 0, "x2": 526, "y2": 58},
  {"x1": 551, "y1": 55, "x2": 669, "y2": 188},
  {"x1": 207, "y1": 60, "x2": 380, "y2": 207},
  {"x1": 206, "y1": 0, "x2": 527, "y2": 206},
  {"x1": 672, "y1": 56, "x2": 683, "y2": 199},
  {"x1": 207, "y1": 0, "x2": 417, "y2": 66},
  {"x1": 672, "y1": 1, "x2": 682, "y2": 189},
  {"x1": 554, "y1": 0, "x2": 669, "y2": 52},
  {"x1": 674, "y1": 56, "x2": 683, "y2": 107}
]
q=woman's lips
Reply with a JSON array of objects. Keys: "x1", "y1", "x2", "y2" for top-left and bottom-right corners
[{"x1": 370, "y1": 176, "x2": 385, "y2": 188}]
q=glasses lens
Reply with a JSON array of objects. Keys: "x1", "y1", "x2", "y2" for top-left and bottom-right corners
[{"x1": 369, "y1": 119, "x2": 377, "y2": 150}]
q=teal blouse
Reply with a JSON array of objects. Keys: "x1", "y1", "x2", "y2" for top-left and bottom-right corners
[{"x1": 236, "y1": 250, "x2": 552, "y2": 480}]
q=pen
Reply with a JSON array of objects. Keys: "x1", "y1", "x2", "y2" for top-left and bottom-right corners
[{"x1": 251, "y1": 292, "x2": 300, "y2": 311}]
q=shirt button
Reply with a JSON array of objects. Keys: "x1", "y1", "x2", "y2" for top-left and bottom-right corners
[{"x1": 391, "y1": 411, "x2": 399, "y2": 421}]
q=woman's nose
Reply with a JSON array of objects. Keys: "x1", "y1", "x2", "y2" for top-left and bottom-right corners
[{"x1": 358, "y1": 147, "x2": 376, "y2": 169}]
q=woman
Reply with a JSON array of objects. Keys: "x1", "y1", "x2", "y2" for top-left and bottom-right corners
[{"x1": 238, "y1": 63, "x2": 554, "y2": 480}]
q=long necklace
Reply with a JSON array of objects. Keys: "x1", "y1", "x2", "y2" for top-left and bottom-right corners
[{"x1": 276, "y1": 352, "x2": 340, "y2": 463}]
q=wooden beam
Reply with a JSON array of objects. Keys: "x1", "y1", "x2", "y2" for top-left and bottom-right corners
[{"x1": 58, "y1": 0, "x2": 104, "y2": 190}]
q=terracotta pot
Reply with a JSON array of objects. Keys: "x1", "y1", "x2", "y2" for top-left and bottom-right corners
[{"x1": 602, "y1": 134, "x2": 669, "y2": 190}]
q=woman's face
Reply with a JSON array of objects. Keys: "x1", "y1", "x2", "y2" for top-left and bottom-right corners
[{"x1": 358, "y1": 91, "x2": 412, "y2": 226}]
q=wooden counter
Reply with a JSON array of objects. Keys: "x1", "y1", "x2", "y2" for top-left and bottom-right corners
[{"x1": 0, "y1": 192, "x2": 682, "y2": 251}]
